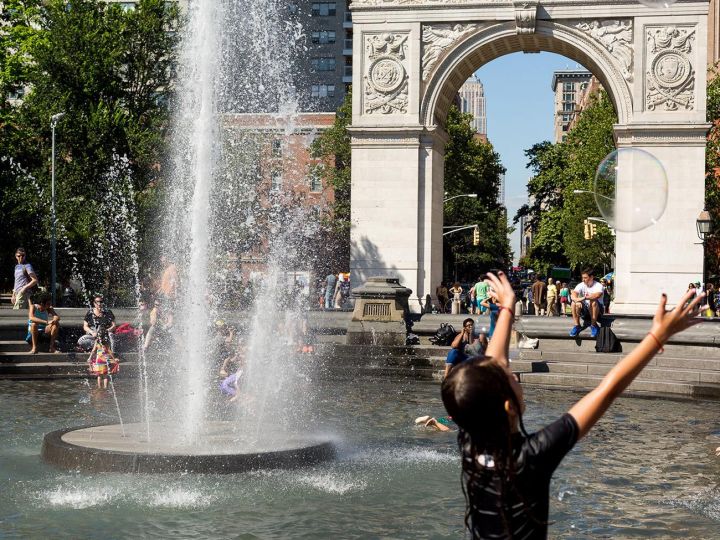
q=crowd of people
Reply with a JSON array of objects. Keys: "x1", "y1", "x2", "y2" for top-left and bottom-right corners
[{"x1": 316, "y1": 271, "x2": 352, "y2": 310}]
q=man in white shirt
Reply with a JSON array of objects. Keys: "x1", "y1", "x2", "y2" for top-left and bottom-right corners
[{"x1": 569, "y1": 268, "x2": 604, "y2": 338}]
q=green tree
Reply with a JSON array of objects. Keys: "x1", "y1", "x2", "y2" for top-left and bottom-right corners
[
  {"x1": 515, "y1": 90, "x2": 616, "y2": 275},
  {"x1": 309, "y1": 89, "x2": 351, "y2": 272},
  {"x1": 444, "y1": 105, "x2": 511, "y2": 278},
  {"x1": 705, "y1": 65, "x2": 720, "y2": 278},
  {"x1": 0, "y1": 0, "x2": 178, "y2": 298}
]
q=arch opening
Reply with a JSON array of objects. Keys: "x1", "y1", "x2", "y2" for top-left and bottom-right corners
[{"x1": 423, "y1": 21, "x2": 631, "y2": 130}]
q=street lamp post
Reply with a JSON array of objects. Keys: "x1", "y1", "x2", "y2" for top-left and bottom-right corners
[
  {"x1": 443, "y1": 193, "x2": 478, "y2": 204},
  {"x1": 50, "y1": 112, "x2": 65, "y2": 306},
  {"x1": 696, "y1": 209, "x2": 712, "y2": 286}
]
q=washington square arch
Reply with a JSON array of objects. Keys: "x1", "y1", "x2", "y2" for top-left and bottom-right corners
[{"x1": 347, "y1": 0, "x2": 711, "y2": 314}]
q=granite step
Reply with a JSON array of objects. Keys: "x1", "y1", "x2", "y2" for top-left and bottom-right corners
[
  {"x1": 0, "y1": 362, "x2": 138, "y2": 378},
  {"x1": 525, "y1": 337, "x2": 720, "y2": 359},
  {"x1": 519, "y1": 372, "x2": 720, "y2": 400},
  {"x1": 519, "y1": 349, "x2": 720, "y2": 372},
  {"x1": 0, "y1": 351, "x2": 138, "y2": 362},
  {"x1": 0, "y1": 340, "x2": 32, "y2": 352}
]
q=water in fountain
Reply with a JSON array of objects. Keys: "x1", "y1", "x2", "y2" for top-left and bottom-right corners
[{"x1": 154, "y1": 0, "x2": 320, "y2": 448}]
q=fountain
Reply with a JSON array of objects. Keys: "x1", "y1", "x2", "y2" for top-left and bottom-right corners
[{"x1": 42, "y1": 0, "x2": 335, "y2": 473}]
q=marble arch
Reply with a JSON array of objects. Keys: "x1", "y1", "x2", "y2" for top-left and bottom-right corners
[{"x1": 349, "y1": 0, "x2": 711, "y2": 314}]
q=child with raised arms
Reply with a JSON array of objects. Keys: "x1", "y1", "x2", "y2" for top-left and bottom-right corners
[{"x1": 441, "y1": 271, "x2": 705, "y2": 539}]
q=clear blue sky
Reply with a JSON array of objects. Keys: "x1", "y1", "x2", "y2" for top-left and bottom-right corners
[{"x1": 475, "y1": 52, "x2": 589, "y2": 264}]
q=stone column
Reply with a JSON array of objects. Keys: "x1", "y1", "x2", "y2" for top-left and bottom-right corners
[{"x1": 611, "y1": 125, "x2": 709, "y2": 314}]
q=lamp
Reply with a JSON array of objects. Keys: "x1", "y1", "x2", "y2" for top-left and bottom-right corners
[{"x1": 696, "y1": 209, "x2": 712, "y2": 241}]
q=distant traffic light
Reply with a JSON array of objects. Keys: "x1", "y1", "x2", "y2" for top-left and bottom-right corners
[
  {"x1": 590, "y1": 223, "x2": 597, "y2": 238},
  {"x1": 583, "y1": 219, "x2": 591, "y2": 240},
  {"x1": 473, "y1": 226, "x2": 480, "y2": 246}
]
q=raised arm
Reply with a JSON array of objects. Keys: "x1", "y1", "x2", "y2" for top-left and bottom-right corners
[
  {"x1": 569, "y1": 290, "x2": 705, "y2": 439},
  {"x1": 482, "y1": 272, "x2": 515, "y2": 368}
]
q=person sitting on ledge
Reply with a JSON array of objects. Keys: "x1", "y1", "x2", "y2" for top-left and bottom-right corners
[
  {"x1": 444, "y1": 318, "x2": 482, "y2": 378},
  {"x1": 569, "y1": 267, "x2": 605, "y2": 338},
  {"x1": 442, "y1": 271, "x2": 706, "y2": 539},
  {"x1": 77, "y1": 294, "x2": 116, "y2": 352},
  {"x1": 26, "y1": 292, "x2": 61, "y2": 354}
]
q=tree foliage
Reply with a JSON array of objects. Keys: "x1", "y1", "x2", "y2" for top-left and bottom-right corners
[
  {"x1": 309, "y1": 88, "x2": 351, "y2": 272},
  {"x1": 444, "y1": 105, "x2": 511, "y2": 277},
  {"x1": 0, "y1": 0, "x2": 178, "y2": 299},
  {"x1": 515, "y1": 90, "x2": 616, "y2": 275},
  {"x1": 705, "y1": 65, "x2": 720, "y2": 278}
]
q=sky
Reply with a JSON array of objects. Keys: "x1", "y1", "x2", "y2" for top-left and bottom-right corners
[{"x1": 475, "y1": 52, "x2": 589, "y2": 264}]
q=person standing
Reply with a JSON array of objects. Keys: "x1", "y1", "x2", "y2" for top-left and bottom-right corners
[
  {"x1": 11, "y1": 247, "x2": 38, "y2": 310},
  {"x1": 559, "y1": 282, "x2": 570, "y2": 316},
  {"x1": 705, "y1": 282, "x2": 716, "y2": 317},
  {"x1": 324, "y1": 271, "x2": 336, "y2": 310},
  {"x1": 546, "y1": 277, "x2": 558, "y2": 316},
  {"x1": 449, "y1": 282, "x2": 463, "y2": 315},
  {"x1": 436, "y1": 282, "x2": 449, "y2": 313},
  {"x1": 474, "y1": 276, "x2": 489, "y2": 315},
  {"x1": 531, "y1": 275, "x2": 547, "y2": 316}
]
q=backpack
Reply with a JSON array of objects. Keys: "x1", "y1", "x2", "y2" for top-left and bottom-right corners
[
  {"x1": 595, "y1": 326, "x2": 621, "y2": 353},
  {"x1": 430, "y1": 323, "x2": 456, "y2": 346}
]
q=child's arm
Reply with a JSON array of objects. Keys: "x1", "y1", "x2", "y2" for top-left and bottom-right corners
[
  {"x1": 569, "y1": 291, "x2": 705, "y2": 440},
  {"x1": 482, "y1": 272, "x2": 515, "y2": 368}
]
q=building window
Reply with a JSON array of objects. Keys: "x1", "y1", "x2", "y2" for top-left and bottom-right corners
[
  {"x1": 310, "y1": 172, "x2": 323, "y2": 192},
  {"x1": 562, "y1": 114, "x2": 572, "y2": 123},
  {"x1": 311, "y1": 31, "x2": 336, "y2": 44},
  {"x1": 562, "y1": 102, "x2": 574, "y2": 112},
  {"x1": 271, "y1": 139, "x2": 282, "y2": 157},
  {"x1": 562, "y1": 92, "x2": 574, "y2": 102},
  {"x1": 270, "y1": 171, "x2": 282, "y2": 192},
  {"x1": 311, "y1": 84, "x2": 336, "y2": 98},
  {"x1": 311, "y1": 57, "x2": 336, "y2": 71},
  {"x1": 311, "y1": 3, "x2": 336, "y2": 16},
  {"x1": 563, "y1": 82, "x2": 574, "y2": 92}
]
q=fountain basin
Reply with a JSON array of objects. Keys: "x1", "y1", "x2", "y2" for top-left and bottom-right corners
[{"x1": 42, "y1": 422, "x2": 335, "y2": 474}]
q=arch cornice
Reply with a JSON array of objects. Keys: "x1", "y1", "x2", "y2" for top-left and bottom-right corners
[{"x1": 421, "y1": 20, "x2": 634, "y2": 128}]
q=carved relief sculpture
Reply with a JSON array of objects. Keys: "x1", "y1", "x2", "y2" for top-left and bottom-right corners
[
  {"x1": 646, "y1": 26, "x2": 695, "y2": 111},
  {"x1": 422, "y1": 24, "x2": 479, "y2": 81},
  {"x1": 364, "y1": 33, "x2": 410, "y2": 114},
  {"x1": 513, "y1": 1, "x2": 538, "y2": 35},
  {"x1": 574, "y1": 20, "x2": 634, "y2": 82}
]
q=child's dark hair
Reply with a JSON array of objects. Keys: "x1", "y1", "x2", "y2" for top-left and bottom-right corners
[{"x1": 441, "y1": 359, "x2": 536, "y2": 535}]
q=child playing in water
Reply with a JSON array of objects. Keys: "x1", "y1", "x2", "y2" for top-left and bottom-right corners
[
  {"x1": 88, "y1": 329, "x2": 119, "y2": 389},
  {"x1": 442, "y1": 271, "x2": 705, "y2": 539},
  {"x1": 415, "y1": 415, "x2": 455, "y2": 432}
]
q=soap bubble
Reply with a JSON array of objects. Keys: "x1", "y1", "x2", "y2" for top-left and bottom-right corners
[
  {"x1": 637, "y1": 0, "x2": 677, "y2": 8},
  {"x1": 593, "y1": 148, "x2": 668, "y2": 232}
]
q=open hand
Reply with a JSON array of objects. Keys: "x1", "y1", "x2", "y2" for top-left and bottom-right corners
[
  {"x1": 484, "y1": 272, "x2": 515, "y2": 310},
  {"x1": 650, "y1": 290, "x2": 706, "y2": 343}
]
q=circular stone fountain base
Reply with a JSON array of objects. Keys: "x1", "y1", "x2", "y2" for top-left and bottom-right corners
[{"x1": 42, "y1": 422, "x2": 335, "y2": 474}]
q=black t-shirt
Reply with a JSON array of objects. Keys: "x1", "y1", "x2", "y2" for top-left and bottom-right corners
[
  {"x1": 84, "y1": 309, "x2": 115, "y2": 332},
  {"x1": 466, "y1": 413, "x2": 579, "y2": 539}
]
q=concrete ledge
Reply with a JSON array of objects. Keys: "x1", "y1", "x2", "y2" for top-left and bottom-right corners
[{"x1": 42, "y1": 423, "x2": 336, "y2": 474}]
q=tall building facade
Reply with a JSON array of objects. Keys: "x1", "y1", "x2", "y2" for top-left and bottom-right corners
[
  {"x1": 551, "y1": 69, "x2": 592, "y2": 142},
  {"x1": 292, "y1": 1, "x2": 352, "y2": 112},
  {"x1": 458, "y1": 75, "x2": 487, "y2": 136}
]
